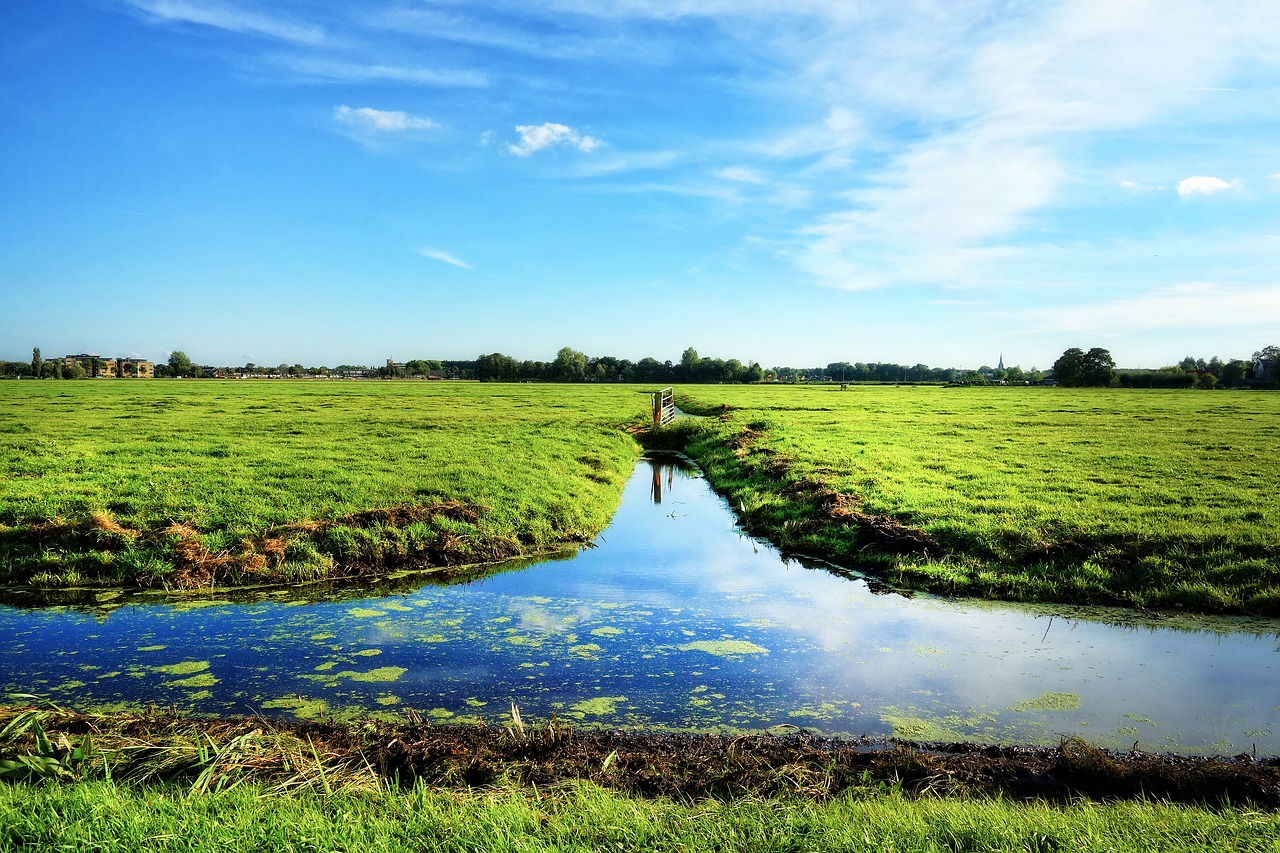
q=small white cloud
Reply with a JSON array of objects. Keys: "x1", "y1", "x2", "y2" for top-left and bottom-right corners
[
  {"x1": 479, "y1": 130, "x2": 496, "y2": 146},
  {"x1": 1176, "y1": 176, "x2": 1241, "y2": 197},
  {"x1": 715, "y1": 166, "x2": 767, "y2": 184},
  {"x1": 416, "y1": 248, "x2": 471, "y2": 270},
  {"x1": 334, "y1": 105, "x2": 437, "y2": 133},
  {"x1": 1119, "y1": 180, "x2": 1164, "y2": 192},
  {"x1": 508, "y1": 123, "x2": 602, "y2": 157},
  {"x1": 1269, "y1": 174, "x2": 1280, "y2": 181}
]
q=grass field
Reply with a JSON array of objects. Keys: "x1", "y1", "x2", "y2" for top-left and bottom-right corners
[
  {"x1": 0, "y1": 381, "x2": 645, "y2": 590},
  {"x1": 3, "y1": 380, "x2": 1279, "y2": 614},
  {"x1": 672, "y1": 385, "x2": 1280, "y2": 614},
  {"x1": 5, "y1": 780, "x2": 1278, "y2": 853}
]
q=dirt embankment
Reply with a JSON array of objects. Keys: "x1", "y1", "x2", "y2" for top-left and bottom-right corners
[{"x1": 4, "y1": 705, "x2": 1277, "y2": 807}]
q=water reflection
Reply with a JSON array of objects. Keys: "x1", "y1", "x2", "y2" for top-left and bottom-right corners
[{"x1": 1, "y1": 455, "x2": 1277, "y2": 754}]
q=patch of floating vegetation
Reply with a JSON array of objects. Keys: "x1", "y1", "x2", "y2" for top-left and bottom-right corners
[
  {"x1": 315, "y1": 661, "x2": 338, "y2": 672},
  {"x1": 590, "y1": 627, "x2": 623, "y2": 637},
  {"x1": 568, "y1": 643, "x2": 603, "y2": 659},
  {"x1": 185, "y1": 689, "x2": 213, "y2": 701},
  {"x1": 354, "y1": 649, "x2": 382, "y2": 657},
  {"x1": 570, "y1": 696, "x2": 626, "y2": 717},
  {"x1": 343, "y1": 666, "x2": 407, "y2": 683},
  {"x1": 382, "y1": 603, "x2": 414, "y2": 612},
  {"x1": 136, "y1": 645, "x2": 167, "y2": 652},
  {"x1": 309, "y1": 633, "x2": 336, "y2": 642},
  {"x1": 170, "y1": 600, "x2": 231, "y2": 611},
  {"x1": 421, "y1": 634, "x2": 447, "y2": 643},
  {"x1": 1009, "y1": 692, "x2": 1083, "y2": 713},
  {"x1": 169, "y1": 673, "x2": 218, "y2": 689},
  {"x1": 262, "y1": 696, "x2": 328, "y2": 720},
  {"x1": 348, "y1": 608, "x2": 386, "y2": 618},
  {"x1": 678, "y1": 640, "x2": 768, "y2": 658},
  {"x1": 376, "y1": 695, "x2": 400, "y2": 706},
  {"x1": 153, "y1": 661, "x2": 209, "y2": 676}
]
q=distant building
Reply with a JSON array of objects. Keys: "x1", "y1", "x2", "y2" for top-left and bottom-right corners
[{"x1": 62, "y1": 355, "x2": 154, "y2": 378}]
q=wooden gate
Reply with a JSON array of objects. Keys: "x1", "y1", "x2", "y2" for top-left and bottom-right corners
[{"x1": 652, "y1": 387, "x2": 676, "y2": 426}]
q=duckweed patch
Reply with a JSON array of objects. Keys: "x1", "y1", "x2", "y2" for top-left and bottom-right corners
[
  {"x1": 1011, "y1": 692, "x2": 1084, "y2": 713},
  {"x1": 571, "y1": 696, "x2": 627, "y2": 716},
  {"x1": 152, "y1": 661, "x2": 210, "y2": 676},
  {"x1": 678, "y1": 640, "x2": 768, "y2": 658},
  {"x1": 342, "y1": 666, "x2": 407, "y2": 684},
  {"x1": 261, "y1": 696, "x2": 328, "y2": 719}
]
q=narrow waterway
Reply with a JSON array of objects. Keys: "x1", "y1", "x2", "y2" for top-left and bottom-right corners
[{"x1": 2, "y1": 455, "x2": 1277, "y2": 754}]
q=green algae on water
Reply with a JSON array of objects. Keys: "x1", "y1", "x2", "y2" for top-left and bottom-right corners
[
  {"x1": 570, "y1": 696, "x2": 626, "y2": 716},
  {"x1": 1009, "y1": 692, "x2": 1083, "y2": 713},
  {"x1": 678, "y1": 640, "x2": 768, "y2": 657},
  {"x1": 153, "y1": 661, "x2": 210, "y2": 676}
]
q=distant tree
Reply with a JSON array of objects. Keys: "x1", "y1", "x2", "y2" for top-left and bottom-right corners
[
  {"x1": 552, "y1": 347, "x2": 587, "y2": 382},
  {"x1": 1082, "y1": 348, "x2": 1116, "y2": 386},
  {"x1": 1178, "y1": 356, "x2": 1198, "y2": 372},
  {"x1": 168, "y1": 351, "x2": 195, "y2": 378},
  {"x1": 64, "y1": 360, "x2": 86, "y2": 379},
  {"x1": 31, "y1": 347, "x2": 41, "y2": 378},
  {"x1": 476, "y1": 352, "x2": 518, "y2": 381},
  {"x1": 1221, "y1": 359, "x2": 1250, "y2": 388},
  {"x1": 1053, "y1": 347, "x2": 1114, "y2": 387},
  {"x1": 1051, "y1": 348, "x2": 1085, "y2": 386}
]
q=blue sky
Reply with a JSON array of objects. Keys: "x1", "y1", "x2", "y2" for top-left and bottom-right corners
[{"x1": 2, "y1": 0, "x2": 1278, "y2": 370}]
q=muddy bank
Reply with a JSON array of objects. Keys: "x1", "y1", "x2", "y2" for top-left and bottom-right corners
[{"x1": 4, "y1": 705, "x2": 1276, "y2": 807}]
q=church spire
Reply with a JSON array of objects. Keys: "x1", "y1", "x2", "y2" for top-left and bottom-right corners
[{"x1": 998, "y1": 353, "x2": 1004, "y2": 370}]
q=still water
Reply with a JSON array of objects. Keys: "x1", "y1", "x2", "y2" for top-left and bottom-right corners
[{"x1": 2, "y1": 455, "x2": 1278, "y2": 754}]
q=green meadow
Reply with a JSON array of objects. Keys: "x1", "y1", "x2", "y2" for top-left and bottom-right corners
[
  {"x1": 4, "y1": 780, "x2": 1277, "y2": 853},
  {"x1": 673, "y1": 384, "x2": 1280, "y2": 614},
  {"x1": 2, "y1": 380, "x2": 1279, "y2": 614},
  {"x1": 0, "y1": 381, "x2": 644, "y2": 590}
]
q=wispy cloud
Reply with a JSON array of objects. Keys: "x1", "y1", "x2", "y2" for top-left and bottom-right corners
[
  {"x1": 508, "y1": 123, "x2": 602, "y2": 157},
  {"x1": 1177, "y1": 176, "x2": 1241, "y2": 197},
  {"x1": 273, "y1": 56, "x2": 486, "y2": 88},
  {"x1": 1004, "y1": 283, "x2": 1280, "y2": 334},
  {"x1": 334, "y1": 105, "x2": 437, "y2": 133},
  {"x1": 125, "y1": 0, "x2": 324, "y2": 44},
  {"x1": 715, "y1": 166, "x2": 767, "y2": 184},
  {"x1": 1119, "y1": 180, "x2": 1165, "y2": 192},
  {"x1": 416, "y1": 248, "x2": 472, "y2": 270}
]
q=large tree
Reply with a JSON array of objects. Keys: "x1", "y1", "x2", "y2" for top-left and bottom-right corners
[
  {"x1": 1254, "y1": 345, "x2": 1279, "y2": 384},
  {"x1": 31, "y1": 347, "x2": 41, "y2": 378},
  {"x1": 168, "y1": 350, "x2": 195, "y2": 378},
  {"x1": 552, "y1": 346, "x2": 587, "y2": 382},
  {"x1": 1053, "y1": 347, "x2": 1115, "y2": 387}
]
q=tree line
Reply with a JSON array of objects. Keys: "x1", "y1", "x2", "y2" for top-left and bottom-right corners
[
  {"x1": 1052, "y1": 346, "x2": 1279, "y2": 389},
  {"x1": 6, "y1": 344, "x2": 1277, "y2": 388}
]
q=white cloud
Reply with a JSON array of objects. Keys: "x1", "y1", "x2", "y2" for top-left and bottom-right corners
[
  {"x1": 508, "y1": 123, "x2": 603, "y2": 157},
  {"x1": 1119, "y1": 180, "x2": 1165, "y2": 192},
  {"x1": 1005, "y1": 282, "x2": 1280, "y2": 334},
  {"x1": 416, "y1": 248, "x2": 472, "y2": 270},
  {"x1": 1177, "y1": 175, "x2": 1241, "y2": 197},
  {"x1": 125, "y1": 0, "x2": 324, "y2": 44},
  {"x1": 715, "y1": 166, "x2": 766, "y2": 184},
  {"x1": 333, "y1": 105, "x2": 437, "y2": 133},
  {"x1": 274, "y1": 57, "x2": 486, "y2": 88}
]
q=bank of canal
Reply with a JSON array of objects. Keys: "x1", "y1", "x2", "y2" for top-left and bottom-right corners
[{"x1": 2, "y1": 455, "x2": 1277, "y2": 754}]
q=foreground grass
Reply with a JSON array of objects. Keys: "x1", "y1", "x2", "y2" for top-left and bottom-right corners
[
  {"x1": 3, "y1": 780, "x2": 1278, "y2": 852},
  {"x1": 0, "y1": 382, "x2": 645, "y2": 591},
  {"x1": 671, "y1": 385, "x2": 1280, "y2": 615}
]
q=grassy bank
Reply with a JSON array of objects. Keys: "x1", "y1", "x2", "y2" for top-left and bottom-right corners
[
  {"x1": 5, "y1": 780, "x2": 1278, "y2": 852},
  {"x1": 1, "y1": 703, "x2": 1278, "y2": 851},
  {"x1": 668, "y1": 385, "x2": 1280, "y2": 615},
  {"x1": 0, "y1": 382, "x2": 645, "y2": 592}
]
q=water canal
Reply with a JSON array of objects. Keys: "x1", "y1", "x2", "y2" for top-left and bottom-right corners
[{"x1": 2, "y1": 454, "x2": 1278, "y2": 754}]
